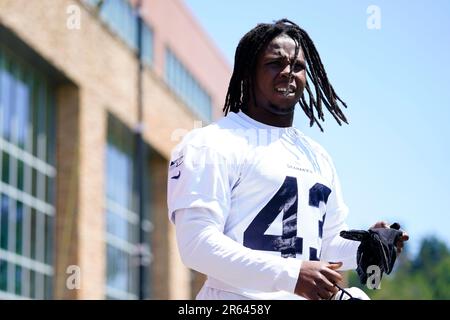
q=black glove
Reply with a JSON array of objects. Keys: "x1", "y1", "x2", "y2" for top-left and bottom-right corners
[{"x1": 340, "y1": 223, "x2": 403, "y2": 286}]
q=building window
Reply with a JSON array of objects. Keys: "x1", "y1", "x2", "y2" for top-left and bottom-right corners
[
  {"x1": 105, "y1": 115, "x2": 152, "y2": 300},
  {"x1": 140, "y1": 23, "x2": 154, "y2": 67},
  {"x1": 102, "y1": 0, "x2": 138, "y2": 50},
  {"x1": 0, "y1": 45, "x2": 56, "y2": 299},
  {"x1": 165, "y1": 48, "x2": 213, "y2": 122},
  {"x1": 85, "y1": 0, "x2": 154, "y2": 66}
]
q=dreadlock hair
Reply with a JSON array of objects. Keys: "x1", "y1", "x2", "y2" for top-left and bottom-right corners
[{"x1": 223, "y1": 19, "x2": 348, "y2": 131}]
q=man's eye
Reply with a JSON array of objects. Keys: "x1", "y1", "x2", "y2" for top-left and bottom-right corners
[{"x1": 293, "y1": 63, "x2": 305, "y2": 72}]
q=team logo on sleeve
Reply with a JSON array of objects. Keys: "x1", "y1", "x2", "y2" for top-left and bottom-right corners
[
  {"x1": 170, "y1": 155, "x2": 184, "y2": 180},
  {"x1": 171, "y1": 171, "x2": 181, "y2": 179},
  {"x1": 169, "y1": 155, "x2": 184, "y2": 168}
]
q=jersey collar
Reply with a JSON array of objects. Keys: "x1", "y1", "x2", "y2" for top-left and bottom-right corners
[{"x1": 236, "y1": 111, "x2": 294, "y2": 131}]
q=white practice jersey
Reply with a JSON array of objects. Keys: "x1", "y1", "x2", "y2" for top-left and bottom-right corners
[{"x1": 168, "y1": 111, "x2": 356, "y2": 299}]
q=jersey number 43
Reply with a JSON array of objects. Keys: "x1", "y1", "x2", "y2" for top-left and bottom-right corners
[{"x1": 243, "y1": 176, "x2": 331, "y2": 260}]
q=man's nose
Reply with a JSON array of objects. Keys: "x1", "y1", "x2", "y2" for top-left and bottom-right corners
[{"x1": 280, "y1": 64, "x2": 292, "y2": 77}]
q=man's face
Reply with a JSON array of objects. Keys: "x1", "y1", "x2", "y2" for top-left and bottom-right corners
[{"x1": 252, "y1": 34, "x2": 306, "y2": 115}]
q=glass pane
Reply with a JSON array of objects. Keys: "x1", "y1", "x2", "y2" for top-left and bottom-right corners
[
  {"x1": 1, "y1": 151, "x2": 9, "y2": 184},
  {"x1": 6, "y1": 261, "x2": 13, "y2": 293},
  {"x1": 141, "y1": 24, "x2": 153, "y2": 66},
  {"x1": 0, "y1": 194, "x2": 8, "y2": 250},
  {"x1": 31, "y1": 76, "x2": 39, "y2": 158},
  {"x1": 129, "y1": 251, "x2": 138, "y2": 295},
  {"x1": 29, "y1": 269, "x2": 35, "y2": 299},
  {"x1": 15, "y1": 265, "x2": 22, "y2": 296},
  {"x1": 1, "y1": 64, "x2": 13, "y2": 141},
  {"x1": 46, "y1": 176, "x2": 54, "y2": 204},
  {"x1": 22, "y1": 205, "x2": 31, "y2": 258},
  {"x1": 142, "y1": 154, "x2": 152, "y2": 299},
  {"x1": 35, "y1": 272, "x2": 44, "y2": 299},
  {"x1": 0, "y1": 259, "x2": 6, "y2": 291},
  {"x1": 15, "y1": 76, "x2": 29, "y2": 149},
  {"x1": 31, "y1": 168, "x2": 37, "y2": 198},
  {"x1": 129, "y1": 219, "x2": 139, "y2": 245},
  {"x1": 0, "y1": 48, "x2": 3, "y2": 126},
  {"x1": 106, "y1": 210, "x2": 128, "y2": 241},
  {"x1": 36, "y1": 80, "x2": 47, "y2": 162},
  {"x1": 21, "y1": 266, "x2": 30, "y2": 298},
  {"x1": 36, "y1": 211, "x2": 45, "y2": 264},
  {"x1": 46, "y1": 85, "x2": 55, "y2": 166},
  {"x1": 106, "y1": 123, "x2": 135, "y2": 211},
  {"x1": 45, "y1": 214, "x2": 53, "y2": 265},
  {"x1": 24, "y1": 163, "x2": 32, "y2": 195},
  {"x1": 16, "y1": 201, "x2": 23, "y2": 255},
  {"x1": 37, "y1": 171, "x2": 46, "y2": 202},
  {"x1": 44, "y1": 274, "x2": 52, "y2": 299},
  {"x1": 30, "y1": 208, "x2": 36, "y2": 260},
  {"x1": 17, "y1": 159, "x2": 24, "y2": 191},
  {"x1": 106, "y1": 244, "x2": 128, "y2": 292}
]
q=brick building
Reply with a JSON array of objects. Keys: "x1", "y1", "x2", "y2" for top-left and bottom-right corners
[{"x1": 0, "y1": 0, "x2": 230, "y2": 299}]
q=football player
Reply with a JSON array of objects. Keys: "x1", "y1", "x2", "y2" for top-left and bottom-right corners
[{"x1": 167, "y1": 19, "x2": 408, "y2": 300}]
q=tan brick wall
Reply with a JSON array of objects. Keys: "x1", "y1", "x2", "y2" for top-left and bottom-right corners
[
  {"x1": 77, "y1": 88, "x2": 108, "y2": 299},
  {"x1": 54, "y1": 84, "x2": 108, "y2": 299},
  {"x1": 55, "y1": 85, "x2": 81, "y2": 299},
  {"x1": 149, "y1": 153, "x2": 191, "y2": 299},
  {"x1": 148, "y1": 153, "x2": 170, "y2": 299},
  {"x1": 141, "y1": 70, "x2": 204, "y2": 159}
]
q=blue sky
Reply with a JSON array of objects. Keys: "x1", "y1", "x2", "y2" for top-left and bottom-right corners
[{"x1": 184, "y1": 0, "x2": 450, "y2": 256}]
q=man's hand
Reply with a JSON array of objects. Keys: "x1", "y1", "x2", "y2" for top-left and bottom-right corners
[
  {"x1": 370, "y1": 221, "x2": 409, "y2": 254},
  {"x1": 294, "y1": 261, "x2": 342, "y2": 300}
]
